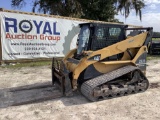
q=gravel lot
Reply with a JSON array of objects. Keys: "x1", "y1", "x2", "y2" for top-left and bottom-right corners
[{"x1": 0, "y1": 59, "x2": 160, "y2": 120}]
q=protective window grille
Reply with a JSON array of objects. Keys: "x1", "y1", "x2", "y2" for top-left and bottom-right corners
[{"x1": 93, "y1": 27, "x2": 121, "y2": 50}]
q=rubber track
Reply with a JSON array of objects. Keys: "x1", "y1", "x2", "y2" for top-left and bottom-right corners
[{"x1": 81, "y1": 65, "x2": 146, "y2": 101}]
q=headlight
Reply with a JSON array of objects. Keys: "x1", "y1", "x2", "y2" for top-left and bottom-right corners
[{"x1": 88, "y1": 54, "x2": 101, "y2": 61}]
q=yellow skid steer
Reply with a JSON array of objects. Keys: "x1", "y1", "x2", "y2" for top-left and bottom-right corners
[
  {"x1": 0, "y1": 23, "x2": 153, "y2": 108},
  {"x1": 52, "y1": 23, "x2": 153, "y2": 101}
]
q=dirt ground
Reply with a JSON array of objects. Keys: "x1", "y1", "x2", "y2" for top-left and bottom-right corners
[{"x1": 0, "y1": 59, "x2": 160, "y2": 120}]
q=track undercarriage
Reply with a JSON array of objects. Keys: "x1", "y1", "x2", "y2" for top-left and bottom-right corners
[{"x1": 81, "y1": 65, "x2": 149, "y2": 101}]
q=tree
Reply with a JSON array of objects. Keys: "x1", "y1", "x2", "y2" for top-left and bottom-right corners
[
  {"x1": 77, "y1": 0, "x2": 117, "y2": 22},
  {"x1": 115, "y1": 0, "x2": 145, "y2": 20},
  {"x1": 11, "y1": 0, "x2": 82, "y2": 17},
  {"x1": 153, "y1": 32, "x2": 160, "y2": 38},
  {"x1": 11, "y1": 0, "x2": 145, "y2": 21}
]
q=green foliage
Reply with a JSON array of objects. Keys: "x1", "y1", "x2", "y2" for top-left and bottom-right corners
[
  {"x1": 153, "y1": 32, "x2": 160, "y2": 38},
  {"x1": 116, "y1": 0, "x2": 145, "y2": 20},
  {"x1": 11, "y1": 0, "x2": 26, "y2": 9},
  {"x1": 11, "y1": 0, "x2": 82, "y2": 17},
  {"x1": 78, "y1": 0, "x2": 117, "y2": 22},
  {"x1": 11, "y1": 0, "x2": 145, "y2": 21}
]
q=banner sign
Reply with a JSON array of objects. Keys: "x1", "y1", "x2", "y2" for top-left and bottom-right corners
[{"x1": 0, "y1": 12, "x2": 82, "y2": 60}]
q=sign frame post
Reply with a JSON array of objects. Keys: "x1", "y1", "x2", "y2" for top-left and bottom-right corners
[{"x1": 0, "y1": 8, "x2": 3, "y2": 65}]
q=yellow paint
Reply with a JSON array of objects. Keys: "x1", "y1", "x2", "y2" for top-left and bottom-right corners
[{"x1": 62, "y1": 31, "x2": 149, "y2": 89}]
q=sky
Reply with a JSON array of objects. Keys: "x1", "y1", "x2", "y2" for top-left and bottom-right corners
[
  {"x1": 0, "y1": 0, "x2": 160, "y2": 32},
  {"x1": 115, "y1": 0, "x2": 160, "y2": 32}
]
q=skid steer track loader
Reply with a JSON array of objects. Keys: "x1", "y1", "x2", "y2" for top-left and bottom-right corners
[
  {"x1": 52, "y1": 23, "x2": 153, "y2": 101},
  {"x1": 0, "y1": 23, "x2": 153, "y2": 108}
]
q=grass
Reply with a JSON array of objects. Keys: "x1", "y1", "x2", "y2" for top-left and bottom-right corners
[
  {"x1": 0, "y1": 56, "x2": 159, "y2": 69},
  {"x1": 0, "y1": 61, "x2": 52, "y2": 69},
  {"x1": 152, "y1": 38, "x2": 160, "y2": 41},
  {"x1": 147, "y1": 55, "x2": 160, "y2": 60}
]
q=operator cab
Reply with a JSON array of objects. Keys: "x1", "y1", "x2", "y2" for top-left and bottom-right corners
[{"x1": 75, "y1": 23, "x2": 127, "y2": 59}]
